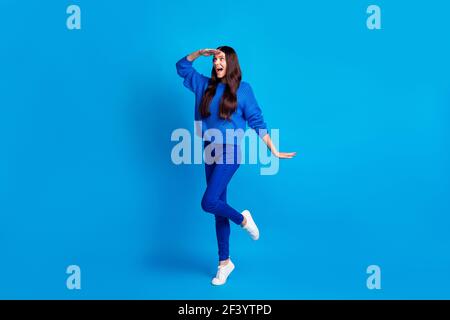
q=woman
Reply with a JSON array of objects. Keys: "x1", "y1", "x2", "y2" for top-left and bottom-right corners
[{"x1": 176, "y1": 46, "x2": 296, "y2": 285}]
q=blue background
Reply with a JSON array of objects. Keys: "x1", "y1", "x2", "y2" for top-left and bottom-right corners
[{"x1": 1, "y1": 0, "x2": 449, "y2": 299}]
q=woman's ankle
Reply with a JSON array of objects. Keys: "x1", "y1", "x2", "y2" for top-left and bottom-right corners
[
  {"x1": 219, "y1": 258, "x2": 230, "y2": 267},
  {"x1": 241, "y1": 216, "x2": 247, "y2": 227}
]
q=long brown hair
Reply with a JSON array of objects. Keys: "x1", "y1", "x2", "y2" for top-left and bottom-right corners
[{"x1": 199, "y1": 46, "x2": 242, "y2": 120}]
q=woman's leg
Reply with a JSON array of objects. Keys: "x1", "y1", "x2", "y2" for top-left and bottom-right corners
[
  {"x1": 215, "y1": 213, "x2": 230, "y2": 262},
  {"x1": 201, "y1": 162, "x2": 244, "y2": 225},
  {"x1": 205, "y1": 162, "x2": 231, "y2": 262}
]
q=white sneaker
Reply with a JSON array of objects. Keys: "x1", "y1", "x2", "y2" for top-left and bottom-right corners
[
  {"x1": 211, "y1": 260, "x2": 235, "y2": 286},
  {"x1": 241, "y1": 210, "x2": 259, "y2": 240}
]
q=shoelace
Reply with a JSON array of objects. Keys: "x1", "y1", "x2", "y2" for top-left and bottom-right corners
[
  {"x1": 215, "y1": 265, "x2": 230, "y2": 280},
  {"x1": 215, "y1": 268, "x2": 225, "y2": 280}
]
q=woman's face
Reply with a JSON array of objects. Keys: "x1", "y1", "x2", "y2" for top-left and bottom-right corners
[{"x1": 213, "y1": 51, "x2": 227, "y2": 79}]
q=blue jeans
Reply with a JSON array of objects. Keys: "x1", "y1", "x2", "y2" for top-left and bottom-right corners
[{"x1": 202, "y1": 142, "x2": 244, "y2": 261}]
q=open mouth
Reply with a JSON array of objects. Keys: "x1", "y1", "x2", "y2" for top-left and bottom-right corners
[{"x1": 216, "y1": 67, "x2": 224, "y2": 73}]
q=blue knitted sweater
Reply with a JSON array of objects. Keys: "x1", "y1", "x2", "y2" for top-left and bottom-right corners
[{"x1": 176, "y1": 55, "x2": 268, "y2": 145}]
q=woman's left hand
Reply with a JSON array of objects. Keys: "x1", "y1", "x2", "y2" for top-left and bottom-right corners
[{"x1": 274, "y1": 151, "x2": 296, "y2": 159}]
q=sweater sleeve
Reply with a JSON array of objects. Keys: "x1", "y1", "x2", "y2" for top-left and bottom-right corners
[
  {"x1": 242, "y1": 83, "x2": 268, "y2": 138},
  {"x1": 176, "y1": 55, "x2": 209, "y2": 94}
]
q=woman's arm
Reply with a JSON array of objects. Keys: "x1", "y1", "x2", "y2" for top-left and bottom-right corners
[
  {"x1": 176, "y1": 48, "x2": 219, "y2": 93},
  {"x1": 242, "y1": 83, "x2": 296, "y2": 159},
  {"x1": 262, "y1": 133, "x2": 296, "y2": 159}
]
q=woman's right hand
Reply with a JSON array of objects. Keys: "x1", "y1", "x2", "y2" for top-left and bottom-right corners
[
  {"x1": 199, "y1": 48, "x2": 220, "y2": 56},
  {"x1": 187, "y1": 49, "x2": 220, "y2": 61}
]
